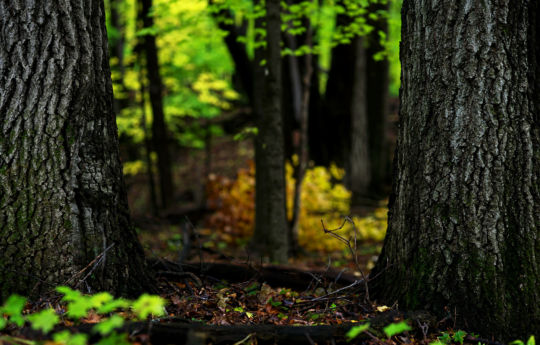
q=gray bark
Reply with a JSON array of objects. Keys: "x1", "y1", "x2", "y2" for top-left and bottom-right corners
[
  {"x1": 250, "y1": 0, "x2": 289, "y2": 263},
  {"x1": 0, "y1": 0, "x2": 153, "y2": 300},
  {"x1": 371, "y1": 0, "x2": 539, "y2": 338}
]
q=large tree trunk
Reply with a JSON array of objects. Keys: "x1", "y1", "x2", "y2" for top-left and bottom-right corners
[
  {"x1": 0, "y1": 0, "x2": 153, "y2": 300},
  {"x1": 140, "y1": 0, "x2": 175, "y2": 210},
  {"x1": 250, "y1": 0, "x2": 289, "y2": 263},
  {"x1": 371, "y1": 0, "x2": 539, "y2": 338}
]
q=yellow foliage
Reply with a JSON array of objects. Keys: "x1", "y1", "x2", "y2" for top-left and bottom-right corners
[{"x1": 206, "y1": 161, "x2": 387, "y2": 252}]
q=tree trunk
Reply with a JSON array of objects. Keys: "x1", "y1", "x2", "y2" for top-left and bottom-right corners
[
  {"x1": 108, "y1": 0, "x2": 129, "y2": 114},
  {"x1": 250, "y1": 0, "x2": 289, "y2": 263},
  {"x1": 365, "y1": 1, "x2": 389, "y2": 197},
  {"x1": 139, "y1": 0, "x2": 175, "y2": 210},
  {"x1": 0, "y1": 0, "x2": 153, "y2": 300},
  {"x1": 371, "y1": 0, "x2": 539, "y2": 338},
  {"x1": 348, "y1": 37, "x2": 371, "y2": 204}
]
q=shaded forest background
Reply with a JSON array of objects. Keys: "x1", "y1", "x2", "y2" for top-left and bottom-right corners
[{"x1": 109, "y1": 0, "x2": 401, "y2": 267}]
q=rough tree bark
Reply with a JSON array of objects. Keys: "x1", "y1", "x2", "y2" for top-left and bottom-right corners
[
  {"x1": 371, "y1": 0, "x2": 539, "y2": 338},
  {"x1": 250, "y1": 0, "x2": 289, "y2": 263},
  {"x1": 0, "y1": 0, "x2": 153, "y2": 300},
  {"x1": 140, "y1": 0, "x2": 175, "y2": 209}
]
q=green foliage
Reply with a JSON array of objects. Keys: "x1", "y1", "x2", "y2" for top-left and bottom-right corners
[
  {"x1": 0, "y1": 286, "x2": 166, "y2": 345},
  {"x1": 131, "y1": 294, "x2": 167, "y2": 320},
  {"x1": 346, "y1": 322, "x2": 370, "y2": 341},
  {"x1": 53, "y1": 330, "x2": 89, "y2": 345},
  {"x1": 0, "y1": 294, "x2": 26, "y2": 328},
  {"x1": 511, "y1": 336, "x2": 536, "y2": 345},
  {"x1": 383, "y1": 320, "x2": 412, "y2": 338},
  {"x1": 452, "y1": 330, "x2": 467, "y2": 344},
  {"x1": 27, "y1": 309, "x2": 59, "y2": 333},
  {"x1": 93, "y1": 315, "x2": 125, "y2": 336}
]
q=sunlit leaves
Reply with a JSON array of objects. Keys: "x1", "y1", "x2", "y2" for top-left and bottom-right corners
[
  {"x1": 346, "y1": 322, "x2": 370, "y2": 341},
  {"x1": 27, "y1": 309, "x2": 59, "y2": 333},
  {"x1": 383, "y1": 321, "x2": 412, "y2": 338},
  {"x1": 206, "y1": 162, "x2": 387, "y2": 252},
  {"x1": 132, "y1": 294, "x2": 166, "y2": 320},
  {"x1": 0, "y1": 295, "x2": 26, "y2": 328},
  {"x1": 53, "y1": 330, "x2": 89, "y2": 345},
  {"x1": 93, "y1": 315, "x2": 125, "y2": 336}
]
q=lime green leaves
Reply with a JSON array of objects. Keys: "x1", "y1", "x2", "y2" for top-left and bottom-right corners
[
  {"x1": 346, "y1": 322, "x2": 370, "y2": 341},
  {"x1": 131, "y1": 294, "x2": 166, "y2": 320},
  {"x1": 27, "y1": 309, "x2": 59, "y2": 333},
  {"x1": 0, "y1": 294, "x2": 27, "y2": 329},
  {"x1": 383, "y1": 321, "x2": 412, "y2": 338}
]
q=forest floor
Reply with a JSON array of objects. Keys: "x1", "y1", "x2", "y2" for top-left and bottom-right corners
[{"x1": 0, "y1": 137, "x2": 509, "y2": 345}]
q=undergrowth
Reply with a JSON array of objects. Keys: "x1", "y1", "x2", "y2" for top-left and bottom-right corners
[{"x1": 206, "y1": 160, "x2": 387, "y2": 252}]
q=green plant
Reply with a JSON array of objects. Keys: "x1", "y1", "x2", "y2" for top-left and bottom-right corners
[
  {"x1": 0, "y1": 286, "x2": 166, "y2": 345},
  {"x1": 383, "y1": 320, "x2": 412, "y2": 338},
  {"x1": 346, "y1": 322, "x2": 370, "y2": 341},
  {"x1": 511, "y1": 336, "x2": 536, "y2": 345}
]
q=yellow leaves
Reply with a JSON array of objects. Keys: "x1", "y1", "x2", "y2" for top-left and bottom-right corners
[
  {"x1": 122, "y1": 160, "x2": 146, "y2": 177},
  {"x1": 206, "y1": 161, "x2": 387, "y2": 252},
  {"x1": 193, "y1": 73, "x2": 240, "y2": 110}
]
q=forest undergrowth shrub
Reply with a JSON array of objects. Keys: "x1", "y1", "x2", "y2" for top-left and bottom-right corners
[{"x1": 205, "y1": 160, "x2": 387, "y2": 252}]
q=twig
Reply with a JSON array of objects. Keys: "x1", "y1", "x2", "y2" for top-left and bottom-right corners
[
  {"x1": 61, "y1": 243, "x2": 115, "y2": 289},
  {"x1": 321, "y1": 218, "x2": 371, "y2": 303}
]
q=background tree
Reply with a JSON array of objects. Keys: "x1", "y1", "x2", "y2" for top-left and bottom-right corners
[
  {"x1": 371, "y1": 0, "x2": 539, "y2": 338},
  {"x1": 250, "y1": 0, "x2": 289, "y2": 263},
  {"x1": 139, "y1": 0, "x2": 175, "y2": 209},
  {"x1": 0, "y1": 0, "x2": 153, "y2": 299}
]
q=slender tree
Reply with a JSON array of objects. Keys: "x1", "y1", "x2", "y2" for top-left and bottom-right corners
[
  {"x1": 0, "y1": 0, "x2": 153, "y2": 300},
  {"x1": 139, "y1": 0, "x2": 175, "y2": 209},
  {"x1": 371, "y1": 0, "x2": 539, "y2": 338},
  {"x1": 250, "y1": 0, "x2": 289, "y2": 263}
]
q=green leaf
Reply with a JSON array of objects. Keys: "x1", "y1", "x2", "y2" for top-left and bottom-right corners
[
  {"x1": 346, "y1": 323, "x2": 370, "y2": 341},
  {"x1": 1, "y1": 294, "x2": 27, "y2": 327},
  {"x1": 89, "y1": 292, "x2": 114, "y2": 308},
  {"x1": 66, "y1": 296, "x2": 93, "y2": 319},
  {"x1": 527, "y1": 336, "x2": 536, "y2": 345},
  {"x1": 510, "y1": 341, "x2": 525, "y2": 345},
  {"x1": 96, "y1": 298, "x2": 130, "y2": 314},
  {"x1": 95, "y1": 332, "x2": 131, "y2": 345},
  {"x1": 0, "y1": 317, "x2": 7, "y2": 330},
  {"x1": 132, "y1": 294, "x2": 166, "y2": 319},
  {"x1": 439, "y1": 332, "x2": 453, "y2": 344},
  {"x1": 383, "y1": 321, "x2": 412, "y2": 338},
  {"x1": 93, "y1": 315, "x2": 125, "y2": 336},
  {"x1": 453, "y1": 330, "x2": 467, "y2": 344},
  {"x1": 27, "y1": 309, "x2": 59, "y2": 333},
  {"x1": 233, "y1": 307, "x2": 244, "y2": 313},
  {"x1": 2, "y1": 295, "x2": 27, "y2": 315},
  {"x1": 53, "y1": 330, "x2": 88, "y2": 345},
  {"x1": 56, "y1": 286, "x2": 83, "y2": 302}
]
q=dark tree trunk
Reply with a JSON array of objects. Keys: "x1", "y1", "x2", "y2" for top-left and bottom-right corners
[
  {"x1": 365, "y1": 1, "x2": 390, "y2": 198},
  {"x1": 108, "y1": 0, "x2": 129, "y2": 114},
  {"x1": 371, "y1": 0, "x2": 539, "y2": 338},
  {"x1": 250, "y1": 0, "x2": 289, "y2": 263},
  {"x1": 310, "y1": 41, "x2": 354, "y2": 167},
  {"x1": 138, "y1": 61, "x2": 159, "y2": 216},
  {"x1": 0, "y1": 0, "x2": 153, "y2": 300},
  {"x1": 348, "y1": 37, "x2": 371, "y2": 204},
  {"x1": 289, "y1": 27, "x2": 313, "y2": 256},
  {"x1": 139, "y1": 0, "x2": 174, "y2": 209}
]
